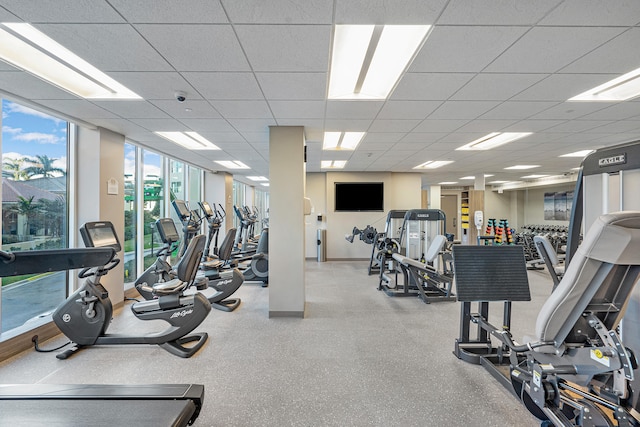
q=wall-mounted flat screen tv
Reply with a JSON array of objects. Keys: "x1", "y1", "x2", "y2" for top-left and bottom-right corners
[{"x1": 335, "y1": 182, "x2": 384, "y2": 212}]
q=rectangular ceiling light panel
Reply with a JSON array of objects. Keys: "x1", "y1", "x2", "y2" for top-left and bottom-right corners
[
  {"x1": 413, "y1": 160, "x2": 453, "y2": 169},
  {"x1": 216, "y1": 160, "x2": 250, "y2": 169},
  {"x1": 504, "y1": 165, "x2": 540, "y2": 170},
  {"x1": 569, "y1": 66, "x2": 640, "y2": 101},
  {"x1": 323, "y1": 131, "x2": 365, "y2": 150},
  {"x1": 457, "y1": 132, "x2": 532, "y2": 151},
  {"x1": 328, "y1": 25, "x2": 430, "y2": 99},
  {"x1": 559, "y1": 150, "x2": 594, "y2": 158},
  {"x1": 155, "y1": 131, "x2": 220, "y2": 150},
  {"x1": 0, "y1": 23, "x2": 140, "y2": 99},
  {"x1": 321, "y1": 160, "x2": 347, "y2": 169},
  {"x1": 247, "y1": 176, "x2": 268, "y2": 182}
]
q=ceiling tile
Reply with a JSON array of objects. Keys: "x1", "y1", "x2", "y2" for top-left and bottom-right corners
[
  {"x1": 0, "y1": 71, "x2": 77, "y2": 100},
  {"x1": 437, "y1": 0, "x2": 561, "y2": 25},
  {"x1": 377, "y1": 101, "x2": 441, "y2": 120},
  {"x1": 269, "y1": 100, "x2": 325, "y2": 119},
  {"x1": 222, "y1": 0, "x2": 333, "y2": 24},
  {"x1": 324, "y1": 119, "x2": 372, "y2": 131},
  {"x1": 390, "y1": 73, "x2": 475, "y2": 100},
  {"x1": 529, "y1": 102, "x2": 611, "y2": 120},
  {"x1": 410, "y1": 26, "x2": 529, "y2": 72},
  {"x1": 545, "y1": 120, "x2": 614, "y2": 133},
  {"x1": 107, "y1": 72, "x2": 199, "y2": 100},
  {"x1": 485, "y1": 27, "x2": 625, "y2": 73},
  {"x1": 578, "y1": 103, "x2": 640, "y2": 121},
  {"x1": 452, "y1": 74, "x2": 547, "y2": 101},
  {"x1": 539, "y1": 0, "x2": 640, "y2": 26},
  {"x1": 325, "y1": 100, "x2": 384, "y2": 120},
  {"x1": 182, "y1": 72, "x2": 263, "y2": 99},
  {"x1": 92, "y1": 100, "x2": 170, "y2": 119},
  {"x1": 227, "y1": 118, "x2": 276, "y2": 132},
  {"x1": 428, "y1": 101, "x2": 501, "y2": 120},
  {"x1": 135, "y1": 24, "x2": 250, "y2": 71},
  {"x1": 335, "y1": 0, "x2": 448, "y2": 24},
  {"x1": 149, "y1": 100, "x2": 221, "y2": 119},
  {"x1": 178, "y1": 118, "x2": 235, "y2": 132},
  {"x1": 212, "y1": 100, "x2": 273, "y2": 119},
  {"x1": 412, "y1": 119, "x2": 469, "y2": 133},
  {"x1": 363, "y1": 133, "x2": 406, "y2": 143},
  {"x1": 0, "y1": 0, "x2": 125, "y2": 22},
  {"x1": 561, "y1": 28, "x2": 640, "y2": 74},
  {"x1": 256, "y1": 73, "x2": 327, "y2": 100},
  {"x1": 512, "y1": 74, "x2": 619, "y2": 101},
  {"x1": 234, "y1": 25, "x2": 331, "y2": 72},
  {"x1": 37, "y1": 24, "x2": 172, "y2": 71},
  {"x1": 109, "y1": 0, "x2": 228, "y2": 23},
  {"x1": 480, "y1": 101, "x2": 558, "y2": 120},
  {"x1": 400, "y1": 133, "x2": 447, "y2": 143},
  {"x1": 455, "y1": 119, "x2": 518, "y2": 133},
  {"x1": 35, "y1": 99, "x2": 120, "y2": 120},
  {"x1": 368, "y1": 119, "x2": 420, "y2": 133},
  {"x1": 129, "y1": 118, "x2": 189, "y2": 131}
]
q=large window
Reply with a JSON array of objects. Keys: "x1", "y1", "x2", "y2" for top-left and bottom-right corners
[
  {"x1": 142, "y1": 150, "x2": 165, "y2": 269},
  {"x1": 124, "y1": 143, "x2": 137, "y2": 284},
  {"x1": 1, "y1": 99, "x2": 69, "y2": 334}
]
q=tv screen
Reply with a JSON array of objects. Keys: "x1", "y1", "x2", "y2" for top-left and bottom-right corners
[{"x1": 335, "y1": 182, "x2": 384, "y2": 212}]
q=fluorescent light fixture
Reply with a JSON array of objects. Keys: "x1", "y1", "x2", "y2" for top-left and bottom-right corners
[
  {"x1": 456, "y1": 132, "x2": 532, "y2": 151},
  {"x1": 328, "y1": 25, "x2": 431, "y2": 99},
  {"x1": 155, "y1": 131, "x2": 220, "y2": 150},
  {"x1": 215, "y1": 160, "x2": 250, "y2": 169},
  {"x1": 438, "y1": 181, "x2": 457, "y2": 185},
  {"x1": 559, "y1": 150, "x2": 594, "y2": 158},
  {"x1": 323, "y1": 131, "x2": 365, "y2": 150},
  {"x1": 261, "y1": 183, "x2": 270, "y2": 187},
  {"x1": 571, "y1": 167, "x2": 581, "y2": 171},
  {"x1": 321, "y1": 160, "x2": 347, "y2": 169},
  {"x1": 460, "y1": 174, "x2": 494, "y2": 180},
  {"x1": 521, "y1": 174, "x2": 548, "y2": 179},
  {"x1": 504, "y1": 165, "x2": 540, "y2": 170},
  {"x1": 413, "y1": 160, "x2": 453, "y2": 170},
  {"x1": 247, "y1": 176, "x2": 268, "y2": 182},
  {"x1": 0, "y1": 23, "x2": 140, "y2": 99},
  {"x1": 569, "y1": 66, "x2": 640, "y2": 101},
  {"x1": 489, "y1": 180, "x2": 510, "y2": 184}
]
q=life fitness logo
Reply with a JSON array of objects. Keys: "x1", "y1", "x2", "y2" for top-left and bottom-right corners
[
  {"x1": 62, "y1": 313, "x2": 72, "y2": 323},
  {"x1": 170, "y1": 308, "x2": 194, "y2": 319}
]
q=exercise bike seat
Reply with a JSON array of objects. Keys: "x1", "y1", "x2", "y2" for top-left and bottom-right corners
[{"x1": 149, "y1": 235, "x2": 207, "y2": 297}]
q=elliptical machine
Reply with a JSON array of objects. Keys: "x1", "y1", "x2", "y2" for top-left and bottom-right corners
[
  {"x1": 198, "y1": 201, "x2": 268, "y2": 285},
  {"x1": 52, "y1": 221, "x2": 211, "y2": 359},
  {"x1": 171, "y1": 200, "x2": 244, "y2": 311}
]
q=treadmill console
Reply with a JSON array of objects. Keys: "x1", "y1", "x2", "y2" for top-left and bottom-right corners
[
  {"x1": 199, "y1": 201, "x2": 214, "y2": 218},
  {"x1": 80, "y1": 221, "x2": 122, "y2": 252},
  {"x1": 172, "y1": 200, "x2": 190, "y2": 221},
  {"x1": 156, "y1": 218, "x2": 180, "y2": 244}
]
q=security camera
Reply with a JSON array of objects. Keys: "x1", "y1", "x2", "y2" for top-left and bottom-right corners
[{"x1": 175, "y1": 91, "x2": 187, "y2": 102}]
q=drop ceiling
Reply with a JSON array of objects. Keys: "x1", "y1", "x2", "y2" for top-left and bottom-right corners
[{"x1": 0, "y1": 0, "x2": 639, "y2": 187}]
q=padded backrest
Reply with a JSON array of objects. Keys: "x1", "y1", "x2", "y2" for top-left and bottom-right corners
[
  {"x1": 534, "y1": 235, "x2": 560, "y2": 266},
  {"x1": 255, "y1": 228, "x2": 269, "y2": 254},
  {"x1": 217, "y1": 228, "x2": 237, "y2": 261},
  {"x1": 535, "y1": 211, "x2": 640, "y2": 345},
  {"x1": 425, "y1": 235, "x2": 447, "y2": 263},
  {"x1": 175, "y1": 234, "x2": 205, "y2": 283}
]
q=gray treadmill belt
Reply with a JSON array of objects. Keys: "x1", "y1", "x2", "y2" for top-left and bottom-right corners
[{"x1": 0, "y1": 399, "x2": 195, "y2": 426}]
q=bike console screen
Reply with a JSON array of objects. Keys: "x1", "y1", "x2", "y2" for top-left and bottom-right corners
[{"x1": 81, "y1": 222, "x2": 122, "y2": 252}]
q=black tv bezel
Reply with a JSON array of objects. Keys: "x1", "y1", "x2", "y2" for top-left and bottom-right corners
[{"x1": 334, "y1": 182, "x2": 384, "y2": 212}]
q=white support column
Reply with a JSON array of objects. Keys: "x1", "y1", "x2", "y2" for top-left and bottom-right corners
[
  {"x1": 474, "y1": 175, "x2": 485, "y2": 191},
  {"x1": 429, "y1": 185, "x2": 441, "y2": 209},
  {"x1": 75, "y1": 127, "x2": 125, "y2": 303},
  {"x1": 269, "y1": 126, "x2": 305, "y2": 318}
]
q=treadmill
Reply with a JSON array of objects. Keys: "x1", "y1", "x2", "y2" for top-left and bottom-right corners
[{"x1": 0, "y1": 247, "x2": 205, "y2": 426}]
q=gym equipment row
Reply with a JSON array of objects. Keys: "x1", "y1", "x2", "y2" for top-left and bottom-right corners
[
  {"x1": 378, "y1": 209, "x2": 455, "y2": 304},
  {"x1": 0, "y1": 238, "x2": 206, "y2": 426},
  {"x1": 452, "y1": 140, "x2": 640, "y2": 427}
]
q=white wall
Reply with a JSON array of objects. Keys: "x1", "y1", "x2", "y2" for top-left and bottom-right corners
[
  {"x1": 522, "y1": 184, "x2": 576, "y2": 225},
  {"x1": 306, "y1": 172, "x2": 422, "y2": 259}
]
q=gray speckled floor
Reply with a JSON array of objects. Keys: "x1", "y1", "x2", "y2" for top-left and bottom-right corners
[{"x1": 0, "y1": 260, "x2": 552, "y2": 426}]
